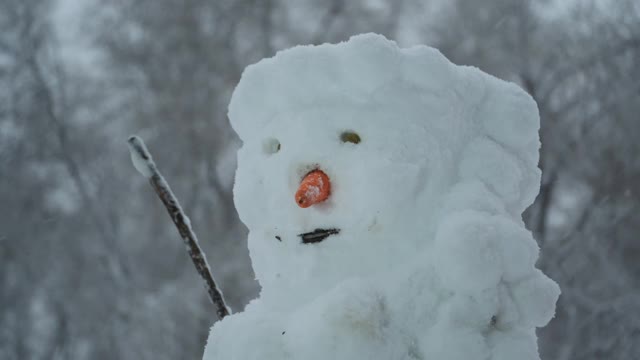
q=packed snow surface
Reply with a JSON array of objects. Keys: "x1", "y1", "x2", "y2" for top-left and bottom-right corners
[
  {"x1": 204, "y1": 33, "x2": 559, "y2": 360},
  {"x1": 128, "y1": 136, "x2": 155, "y2": 178}
]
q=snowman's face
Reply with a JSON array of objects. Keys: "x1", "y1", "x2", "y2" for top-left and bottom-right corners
[{"x1": 234, "y1": 101, "x2": 454, "y2": 306}]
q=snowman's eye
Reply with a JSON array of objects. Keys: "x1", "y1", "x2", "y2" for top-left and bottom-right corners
[
  {"x1": 263, "y1": 138, "x2": 281, "y2": 154},
  {"x1": 340, "y1": 131, "x2": 361, "y2": 144}
]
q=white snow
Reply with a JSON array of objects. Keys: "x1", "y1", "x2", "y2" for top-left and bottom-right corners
[
  {"x1": 127, "y1": 136, "x2": 155, "y2": 178},
  {"x1": 204, "y1": 34, "x2": 559, "y2": 360}
]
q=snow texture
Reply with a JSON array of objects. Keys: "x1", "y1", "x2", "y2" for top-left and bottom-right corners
[
  {"x1": 203, "y1": 34, "x2": 559, "y2": 360},
  {"x1": 128, "y1": 136, "x2": 155, "y2": 178}
]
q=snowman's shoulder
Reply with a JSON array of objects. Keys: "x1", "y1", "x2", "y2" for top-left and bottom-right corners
[{"x1": 203, "y1": 300, "x2": 288, "y2": 360}]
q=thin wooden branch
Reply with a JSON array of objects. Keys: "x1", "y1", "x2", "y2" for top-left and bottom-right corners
[{"x1": 127, "y1": 135, "x2": 231, "y2": 319}]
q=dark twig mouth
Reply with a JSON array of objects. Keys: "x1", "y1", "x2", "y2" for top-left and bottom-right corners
[{"x1": 299, "y1": 228, "x2": 340, "y2": 244}]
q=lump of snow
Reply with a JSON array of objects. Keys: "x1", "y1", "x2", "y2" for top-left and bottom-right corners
[
  {"x1": 127, "y1": 135, "x2": 155, "y2": 178},
  {"x1": 204, "y1": 33, "x2": 559, "y2": 360}
]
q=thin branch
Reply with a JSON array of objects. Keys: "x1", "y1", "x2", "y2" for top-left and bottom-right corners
[{"x1": 127, "y1": 135, "x2": 231, "y2": 319}]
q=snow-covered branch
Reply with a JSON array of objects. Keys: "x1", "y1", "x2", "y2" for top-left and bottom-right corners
[{"x1": 127, "y1": 135, "x2": 231, "y2": 319}]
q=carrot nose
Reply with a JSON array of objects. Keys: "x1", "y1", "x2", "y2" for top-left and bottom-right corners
[{"x1": 295, "y1": 169, "x2": 331, "y2": 208}]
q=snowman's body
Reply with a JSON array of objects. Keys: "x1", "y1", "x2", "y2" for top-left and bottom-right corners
[{"x1": 203, "y1": 34, "x2": 559, "y2": 360}]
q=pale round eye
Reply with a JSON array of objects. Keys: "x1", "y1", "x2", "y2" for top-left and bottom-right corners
[
  {"x1": 263, "y1": 138, "x2": 281, "y2": 154},
  {"x1": 340, "y1": 131, "x2": 361, "y2": 144}
]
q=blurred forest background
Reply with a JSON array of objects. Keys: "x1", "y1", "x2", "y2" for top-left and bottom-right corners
[{"x1": 1, "y1": 0, "x2": 639, "y2": 359}]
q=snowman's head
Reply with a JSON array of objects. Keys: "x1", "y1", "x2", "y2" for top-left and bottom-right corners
[{"x1": 228, "y1": 34, "x2": 540, "y2": 308}]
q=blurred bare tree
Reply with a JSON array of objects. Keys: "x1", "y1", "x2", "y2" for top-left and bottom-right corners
[{"x1": 1, "y1": 0, "x2": 638, "y2": 359}]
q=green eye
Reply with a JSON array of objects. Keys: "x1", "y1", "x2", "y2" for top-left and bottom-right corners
[
  {"x1": 263, "y1": 138, "x2": 281, "y2": 154},
  {"x1": 340, "y1": 131, "x2": 361, "y2": 144}
]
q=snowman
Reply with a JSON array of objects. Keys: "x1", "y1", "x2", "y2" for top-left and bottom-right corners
[{"x1": 203, "y1": 34, "x2": 559, "y2": 360}]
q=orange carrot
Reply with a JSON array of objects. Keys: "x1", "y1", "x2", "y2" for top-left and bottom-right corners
[{"x1": 295, "y1": 169, "x2": 331, "y2": 208}]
